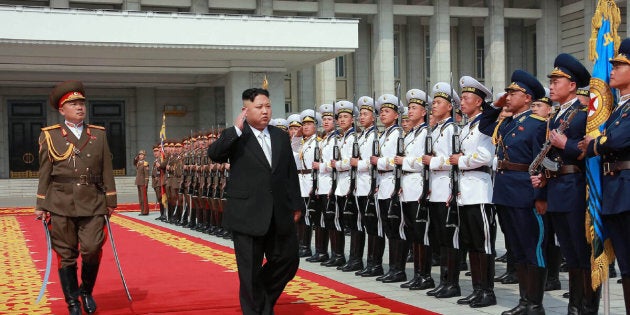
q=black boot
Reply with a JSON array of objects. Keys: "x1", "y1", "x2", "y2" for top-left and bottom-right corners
[
  {"x1": 341, "y1": 230, "x2": 365, "y2": 272},
  {"x1": 525, "y1": 265, "x2": 547, "y2": 315},
  {"x1": 581, "y1": 269, "x2": 600, "y2": 315},
  {"x1": 186, "y1": 207, "x2": 197, "y2": 229},
  {"x1": 324, "y1": 230, "x2": 346, "y2": 267},
  {"x1": 156, "y1": 201, "x2": 166, "y2": 220},
  {"x1": 609, "y1": 261, "x2": 617, "y2": 278},
  {"x1": 500, "y1": 260, "x2": 519, "y2": 284},
  {"x1": 80, "y1": 262, "x2": 99, "y2": 314},
  {"x1": 501, "y1": 263, "x2": 528, "y2": 315},
  {"x1": 427, "y1": 247, "x2": 448, "y2": 296},
  {"x1": 306, "y1": 227, "x2": 329, "y2": 263},
  {"x1": 567, "y1": 268, "x2": 583, "y2": 314},
  {"x1": 621, "y1": 277, "x2": 630, "y2": 315},
  {"x1": 363, "y1": 236, "x2": 385, "y2": 277},
  {"x1": 298, "y1": 223, "x2": 313, "y2": 258},
  {"x1": 382, "y1": 239, "x2": 408, "y2": 283},
  {"x1": 401, "y1": 243, "x2": 421, "y2": 288},
  {"x1": 59, "y1": 266, "x2": 81, "y2": 315},
  {"x1": 545, "y1": 244, "x2": 562, "y2": 291},
  {"x1": 470, "y1": 254, "x2": 497, "y2": 308},
  {"x1": 356, "y1": 234, "x2": 375, "y2": 276},
  {"x1": 458, "y1": 252, "x2": 482, "y2": 304},
  {"x1": 410, "y1": 244, "x2": 435, "y2": 290},
  {"x1": 435, "y1": 248, "x2": 461, "y2": 298}
]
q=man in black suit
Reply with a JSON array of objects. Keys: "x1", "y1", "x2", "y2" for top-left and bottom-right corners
[{"x1": 208, "y1": 88, "x2": 302, "y2": 315}]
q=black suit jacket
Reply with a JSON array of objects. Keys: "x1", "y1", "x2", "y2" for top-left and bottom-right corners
[{"x1": 208, "y1": 122, "x2": 303, "y2": 236}]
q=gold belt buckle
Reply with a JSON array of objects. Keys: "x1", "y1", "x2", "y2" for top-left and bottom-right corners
[{"x1": 78, "y1": 175, "x2": 88, "y2": 185}]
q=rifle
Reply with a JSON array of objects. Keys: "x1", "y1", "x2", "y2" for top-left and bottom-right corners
[
  {"x1": 387, "y1": 82, "x2": 405, "y2": 239},
  {"x1": 342, "y1": 97, "x2": 360, "y2": 225},
  {"x1": 445, "y1": 74, "x2": 461, "y2": 229},
  {"x1": 415, "y1": 82, "x2": 432, "y2": 226},
  {"x1": 529, "y1": 107, "x2": 579, "y2": 176},
  {"x1": 365, "y1": 92, "x2": 379, "y2": 220},
  {"x1": 326, "y1": 101, "x2": 340, "y2": 225},
  {"x1": 307, "y1": 107, "x2": 320, "y2": 215}
]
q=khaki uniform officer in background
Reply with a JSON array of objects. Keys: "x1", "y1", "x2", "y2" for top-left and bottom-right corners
[
  {"x1": 135, "y1": 149, "x2": 150, "y2": 215},
  {"x1": 35, "y1": 80, "x2": 117, "y2": 315}
]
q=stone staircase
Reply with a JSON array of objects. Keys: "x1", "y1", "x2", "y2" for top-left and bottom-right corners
[{"x1": 0, "y1": 176, "x2": 137, "y2": 198}]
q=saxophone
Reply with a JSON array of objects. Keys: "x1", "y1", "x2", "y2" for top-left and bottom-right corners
[{"x1": 528, "y1": 107, "x2": 579, "y2": 176}]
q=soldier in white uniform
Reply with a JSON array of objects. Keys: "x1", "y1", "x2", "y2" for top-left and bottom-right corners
[
  {"x1": 394, "y1": 89, "x2": 433, "y2": 291},
  {"x1": 370, "y1": 94, "x2": 407, "y2": 283},
  {"x1": 287, "y1": 113, "x2": 311, "y2": 257},
  {"x1": 450, "y1": 76, "x2": 497, "y2": 308},
  {"x1": 310, "y1": 104, "x2": 344, "y2": 267},
  {"x1": 331, "y1": 101, "x2": 359, "y2": 271},
  {"x1": 351, "y1": 96, "x2": 384, "y2": 277},
  {"x1": 422, "y1": 82, "x2": 462, "y2": 298}
]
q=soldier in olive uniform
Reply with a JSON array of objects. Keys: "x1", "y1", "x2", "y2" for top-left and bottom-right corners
[
  {"x1": 135, "y1": 149, "x2": 150, "y2": 215},
  {"x1": 152, "y1": 145, "x2": 167, "y2": 221},
  {"x1": 35, "y1": 80, "x2": 117, "y2": 315}
]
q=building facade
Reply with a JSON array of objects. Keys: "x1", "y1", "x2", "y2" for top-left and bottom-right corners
[{"x1": 0, "y1": 0, "x2": 628, "y2": 178}]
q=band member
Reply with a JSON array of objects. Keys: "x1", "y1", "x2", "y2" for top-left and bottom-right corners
[
  {"x1": 333, "y1": 101, "x2": 361, "y2": 271},
  {"x1": 351, "y1": 96, "x2": 384, "y2": 277},
  {"x1": 581, "y1": 38, "x2": 630, "y2": 314},
  {"x1": 306, "y1": 104, "x2": 335, "y2": 264},
  {"x1": 35, "y1": 80, "x2": 117, "y2": 315},
  {"x1": 371, "y1": 94, "x2": 407, "y2": 283},
  {"x1": 479, "y1": 70, "x2": 547, "y2": 315},
  {"x1": 394, "y1": 89, "x2": 433, "y2": 290},
  {"x1": 452, "y1": 76, "x2": 497, "y2": 307},
  {"x1": 421, "y1": 83, "x2": 461, "y2": 298},
  {"x1": 152, "y1": 145, "x2": 167, "y2": 221},
  {"x1": 135, "y1": 150, "x2": 150, "y2": 215},
  {"x1": 288, "y1": 113, "x2": 313, "y2": 257}
]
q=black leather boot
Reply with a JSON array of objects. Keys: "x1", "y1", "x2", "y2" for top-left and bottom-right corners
[
  {"x1": 581, "y1": 268, "x2": 600, "y2": 315},
  {"x1": 341, "y1": 230, "x2": 365, "y2": 272},
  {"x1": 356, "y1": 234, "x2": 374, "y2": 276},
  {"x1": 436, "y1": 248, "x2": 461, "y2": 298},
  {"x1": 186, "y1": 207, "x2": 197, "y2": 229},
  {"x1": 324, "y1": 230, "x2": 346, "y2": 267},
  {"x1": 156, "y1": 201, "x2": 166, "y2": 220},
  {"x1": 525, "y1": 265, "x2": 547, "y2": 315},
  {"x1": 621, "y1": 277, "x2": 630, "y2": 315},
  {"x1": 59, "y1": 266, "x2": 82, "y2": 315},
  {"x1": 427, "y1": 247, "x2": 448, "y2": 296},
  {"x1": 500, "y1": 260, "x2": 519, "y2": 284},
  {"x1": 545, "y1": 244, "x2": 562, "y2": 291},
  {"x1": 298, "y1": 222, "x2": 313, "y2": 258},
  {"x1": 306, "y1": 227, "x2": 329, "y2": 263},
  {"x1": 382, "y1": 239, "x2": 407, "y2": 283},
  {"x1": 80, "y1": 262, "x2": 99, "y2": 314},
  {"x1": 470, "y1": 254, "x2": 497, "y2": 308},
  {"x1": 458, "y1": 251, "x2": 481, "y2": 304},
  {"x1": 401, "y1": 242, "x2": 421, "y2": 288},
  {"x1": 363, "y1": 236, "x2": 385, "y2": 277},
  {"x1": 501, "y1": 263, "x2": 528, "y2": 315},
  {"x1": 567, "y1": 268, "x2": 583, "y2": 314},
  {"x1": 376, "y1": 238, "x2": 395, "y2": 281},
  {"x1": 410, "y1": 244, "x2": 435, "y2": 290}
]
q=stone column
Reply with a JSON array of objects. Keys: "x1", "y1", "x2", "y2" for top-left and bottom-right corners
[
  {"x1": 430, "y1": 0, "x2": 450, "y2": 84},
  {"x1": 298, "y1": 67, "x2": 315, "y2": 111},
  {"x1": 197, "y1": 87, "x2": 218, "y2": 128},
  {"x1": 457, "y1": 18, "x2": 474, "y2": 80},
  {"x1": 407, "y1": 17, "x2": 424, "y2": 89},
  {"x1": 373, "y1": 0, "x2": 395, "y2": 96},
  {"x1": 256, "y1": 0, "x2": 273, "y2": 16},
  {"x1": 354, "y1": 19, "x2": 372, "y2": 98},
  {"x1": 50, "y1": 0, "x2": 69, "y2": 8},
  {"x1": 191, "y1": 0, "x2": 209, "y2": 14},
  {"x1": 123, "y1": 0, "x2": 141, "y2": 11},
  {"x1": 265, "y1": 72, "x2": 286, "y2": 118},
  {"x1": 225, "y1": 71, "x2": 250, "y2": 124},
  {"x1": 537, "y1": 0, "x2": 559, "y2": 82},
  {"x1": 315, "y1": 0, "x2": 337, "y2": 105},
  {"x1": 506, "y1": 20, "x2": 524, "y2": 81},
  {"x1": 136, "y1": 88, "x2": 157, "y2": 156},
  {"x1": 484, "y1": 0, "x2": 506, "y2": 94}
]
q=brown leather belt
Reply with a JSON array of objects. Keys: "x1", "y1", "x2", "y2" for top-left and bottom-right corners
[
  {"x1": 378, "y1": 170, "x2": 393, "y2": 175},
  {"x1": 544, "y1": 165, "x2": 582, "y2": 178},
  {"x1": 298, "y1": 170, "x2": 312, "y2": 175},
  {"x1": 462, "y1": 166, "x2": 492, "y2": 173},
  {"x1": 603, "y1": 160, "x2": 630, "y2": 176},
  {"x1": 52, "y1": 175, "x2": 103, "y2": 185},
  {"x1": 497, "y1": 160, "x2": 529, "y2": 172}
]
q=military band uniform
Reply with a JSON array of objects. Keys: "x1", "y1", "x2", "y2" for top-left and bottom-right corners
[
  {"x1": 374, "y1": 94, "x2": 407, "y2": 284},
  {"x1": 36, "y1": 80, "x2": 117, "y2": 315},
  {"x1": 479, "y1": 70, "x2": 548, "y2": 315},
  {"x1": 135, "y1": 150, "x2": 150, "y2": 215},
  {"x1": 290, "y1": 113, "x2": 312, "y2": 257},
  {"x1": 298, "y1": 131, "x2": 317, "y2": 257}
]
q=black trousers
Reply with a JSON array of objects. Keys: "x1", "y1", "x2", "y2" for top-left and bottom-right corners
[{"x1": 232, "y1": 222, "x2": 299, "y2": 315}]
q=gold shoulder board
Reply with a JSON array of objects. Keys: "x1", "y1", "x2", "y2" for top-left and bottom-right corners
[
  {"x1": 530, "y1": 114, "x2": 546, "y2": 122},
  {"x1": 87, "y1": 124, "x2": 105, "y2": 130},
  {"x1": 41, "y1": 124, "x2": 61, "y2": 131}
]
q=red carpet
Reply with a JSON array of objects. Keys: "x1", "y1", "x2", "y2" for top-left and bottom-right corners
[{"x1": 2, "y1": 211, "x2": 439, "y2": 314}]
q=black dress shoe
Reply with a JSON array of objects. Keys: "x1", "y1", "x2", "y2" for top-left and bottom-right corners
[
  {"x1": 544, "y1": 277, "x2": 561, "y2": 291},
  {"x1": 457, "y1": 289, "x2": 482, "y2": 304},
  {"x1": 470, "y1": 290, "x2": 497, "y2": 308},
  {"x1": 501, "y1": 273, "x2": 519, "y2": 284},
  {"x1": 501, "y1": 300, "x2": 527, "y2": 315},
  {"x1": 298, "y1": 248, "x2": 313, "y2": 258},
  {"x1": 426, "y1": 282, "x2": 446, "y2": 296},
  {"x1": 375, "y1": 270, "x2": 393, "y2": 281},
  {"x1": 361, "y1": 265, "x2": 384, "y2": 277},
  {"x1": 435, "y1": 284, "x2": 461, "y2": 298},
  {"x1": 563, "y1": 291, "x2": 570, "y2": 298},
  {"x1": 80, "y1": 292, "x2": 97, "y2": 314},
  {"x1": 355, "y1": 264, "x2": 372, "y2": 276},
  {"x1": 69, "y1": 304, "x2": 82, "y2": 315},
  {"x1": 409, "y1": 276, "x2": 435, "y2": 290},
  {"x1": 400, "y1": 275, "x2": 419, "y2": 288},
  {"x1": 381, "y1": 271, "x2": 407, "y2": 283},
  {"x1": 495, "y1": 253, "x2": 507, "y2": 263},
  {"x1": 323, "y1": 256, "x2": 346, "y2": 267},
  {"x1": 306, "y1": 253, "x2": 329, "y2": 263},
  {"x1": 494, "y1": 270, "x2": 508, "y2": 282},
  {"x1": 340, "y1": 260, "x2": 363, "y2": 272}
]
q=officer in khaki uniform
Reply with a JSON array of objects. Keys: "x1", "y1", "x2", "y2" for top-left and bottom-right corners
[
  {"x1": 35, "y1": 80, "x2": 117, "y2": 315},
  {"x1": 152, "y1": 145, "x2": 167, "y2": 220},
  {"x1": 135, "y1": 149, "x2": 150, "y2": 215}
]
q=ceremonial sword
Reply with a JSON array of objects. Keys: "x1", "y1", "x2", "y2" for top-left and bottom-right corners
[
  {"x1": 35, "y1": 216, "x2": 52, "y2": 304},
  {"x1": 104, "y1": 215, "x2": 133, "y2": 301}
]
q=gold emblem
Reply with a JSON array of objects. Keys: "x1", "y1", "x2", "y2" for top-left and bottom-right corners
[{"x1": 599, "y1": 136, "x2": 607, "y2": 144}]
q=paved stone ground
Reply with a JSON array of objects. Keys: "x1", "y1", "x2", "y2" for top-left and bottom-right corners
[{"x1": 6, "y1": 194, "x2": 626, "y2": 315}]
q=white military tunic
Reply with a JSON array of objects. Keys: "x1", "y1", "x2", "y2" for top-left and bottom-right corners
[
  {"x1": 334, "y1": 127, "x2": 356, "y2": 197},
  {"x1": 428, "y1": 118, "x2": 458, "y2": 203},
  {"x1": 456, "y1": 114, "x2": 494, "y2": 205},
  {"x1": 376, "y1": 125, "x2": 402, "y2": 200},
  {"x1": 298, "y1": 134, "x2": 318, "y2": 198},
  {"x1": 400, "y1": 123, "x2": 428, "y2": 202},
  {"x1": 355, "y1": 126, "x2": 376, "y2": 197},
  {"x1": 316, "y1": 131, "x2": 337, "y2": 195}
]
